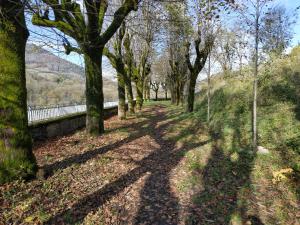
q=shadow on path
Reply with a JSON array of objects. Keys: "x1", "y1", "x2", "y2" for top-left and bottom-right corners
[{"x1": 45, "y1": 105, "x2": 209, "y2": 224}]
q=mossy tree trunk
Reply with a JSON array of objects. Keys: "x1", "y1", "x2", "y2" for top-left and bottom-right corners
[
  {"x1": 84, "y1": 49, "x2": 104, "y2": 134},
  {"x1": 117, "y1": 73, "x2": 126, "y2": 119},
  {"x1": 135, "y1": 80, "x2": 144, "y2": 110},
  {"x1": 0, "y1": 0, "x2": 37, "y2": 183},
  {"x1": 185, "y1": 36, "x2": 213, "y2": 112},
  {"x1": 186, "y1": 74, "x2": 197, "y2": 112},
  {"x1": 125, "y1": 78, "x2": 135, "y2": 114}
]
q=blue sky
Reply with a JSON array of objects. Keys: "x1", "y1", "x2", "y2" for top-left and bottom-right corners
[{"x1": 277, "y1": 0, "x2": 300, "y2": 46}]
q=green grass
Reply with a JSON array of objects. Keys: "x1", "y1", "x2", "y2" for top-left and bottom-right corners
[{"x1": 167, "y1": 47, "x2": 300, "y2": 224}]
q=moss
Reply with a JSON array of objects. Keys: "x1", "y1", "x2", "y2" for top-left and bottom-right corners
[
  {"x1": 0, "y1": 2, "x2": 37, "y2": 183},
  {"x1": 84, "y1": 50, "x2": 105, "y2": 134},
  {"x1": 0, "y1": 147, "x2": 37, "y2": 184}
]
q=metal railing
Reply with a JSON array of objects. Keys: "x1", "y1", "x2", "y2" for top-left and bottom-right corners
[{"x1": 27, "y1": 101, "x2": 119, "y2": 124}]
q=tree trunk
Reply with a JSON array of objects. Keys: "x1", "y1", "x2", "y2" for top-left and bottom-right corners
[
  {"x1": 253, "y1": 0, "x2": 259, "y2": 151},
  {"x1": 84, "y1": 48, "x2": 104, "y2": 135},
  {"x1": 155, "y1": 91, "x2": 158, "y2": 101},
  {"x1": 125, "y1": 78, "x2": 135, "y2": 114},
  {"x1": 147, "y1": 86, "x2": 150, "y2": 100},
  {"x1": 207, "y1": 54, "x2": 211, "y2": 123},
  {"x1": 135, "y1": 81, "x2": 143, "y2": 110},
  {"x1": 176, "y1": 86, "x2": 181, "y2": 106},
  {"x1": 117, "y1": 74, "x2": 126, "y2": 120},
  {"x1": 186, "y1": 75, "x2": 197, "y2": 112},
  {"x1": 165, "y1": 90, "x2": 168, "y2": 100},
  {"x1": 0, "y1": 0, "x2": 37, "y2": 183},
  {"x1": 171, "y1": 88, "x2": 176, "y2": 104}
]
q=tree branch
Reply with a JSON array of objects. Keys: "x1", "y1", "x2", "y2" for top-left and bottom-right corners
[{"x1": 100, "y1": 0, "x2": 138, "y2": 44}]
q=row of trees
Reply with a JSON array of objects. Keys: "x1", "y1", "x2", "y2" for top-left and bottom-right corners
[
  {"x1": 0, "y1": 0, "x2": 141, "y2": 183},
  {"x1": 0, "y1": 0, "x2": 297, "y2": 183},
  {"x1": 152, "y1": 0, "x2": 297, "y2": 151}
]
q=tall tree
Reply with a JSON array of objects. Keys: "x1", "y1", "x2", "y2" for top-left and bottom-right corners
[
  {"x1": 184, "y1": 0, "x2": 231, "y2": 112},
  {"x1": 32, "y1": 0, "x2": 138, "y2": 134},
  {"x1": 232, "y1": 0, "x2": 274, "y2": 150},
  {"x1": 123, "y1": 32, "x2": 136, "y2": 113},
  {"x1": 103, "y1": 23, "x2": 127, "y2": 119},
  {"x1": 125, "y1": 0, "x2": 157, "y2": 110},
  {"x1": 165, "y1": 1, "x2": 189, "y2": 106},
  {"x1": 0, "y1": 0, "x2": 37, "y2": 183},
  {"x1": 185, "y1": 32, "x2": 214, "y2": 112}
]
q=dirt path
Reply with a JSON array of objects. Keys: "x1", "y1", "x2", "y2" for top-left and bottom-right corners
[
  {"x1": 46, "y1": 104, "x2": 188, "y2": 225},
  {"x1": 1, "y1": 104, "x2": 207, "y2": 225}
]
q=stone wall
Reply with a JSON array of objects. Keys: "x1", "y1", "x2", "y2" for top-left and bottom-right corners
[{"x1": 29, "y1": 106, "x2": 118, "y2": 141}]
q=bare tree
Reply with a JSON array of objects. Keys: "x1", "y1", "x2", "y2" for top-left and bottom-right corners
[{"x1": 150, "y1": 80, "x2": 160, "y2": 101}]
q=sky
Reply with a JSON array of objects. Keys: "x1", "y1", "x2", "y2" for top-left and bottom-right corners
[
  {"x1": 27, "y1": 0, "x2": 300, "y2": 78},
  {"x1": 278, "y1": 0, "x2": 300, "y2": 47}
]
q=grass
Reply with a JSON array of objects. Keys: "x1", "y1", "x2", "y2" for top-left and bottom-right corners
[{"x1": 163, "y1": 47, "x2": 300, "y2": 224}]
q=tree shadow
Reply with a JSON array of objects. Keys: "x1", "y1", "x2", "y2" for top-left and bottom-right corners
[
  {"x1": 185, "y1": 110, "x2": 261, "y2": 224},
  {"x1": 44, "y1": 105, "x2": 210, "y2": 224},
  {"x1": 41, "y1": 119, "x2": 149, "y2": 177}
]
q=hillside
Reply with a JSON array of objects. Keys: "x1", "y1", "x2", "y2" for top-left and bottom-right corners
[
  {"x1": 25, "y1": 44, "x2": 118, "y2": 106},
  {"x1": 173, "y1": 47, "x2": 300, "y2": 223}
]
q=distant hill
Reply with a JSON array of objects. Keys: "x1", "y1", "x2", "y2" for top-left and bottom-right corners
[{"x1": 25, "y1": 44, "x2": 118, "y2": 106}]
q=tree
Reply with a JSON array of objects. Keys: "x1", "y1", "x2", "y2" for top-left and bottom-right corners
[
  {"x1": 32, "y1": 0, "x2": 138, "y2": 134},
  {"x1": 150, "y1": 80, "x2": 160, "y2": 101},
  {"x1": 0, "y1": 0, "x2": 37, "y2": 183},
  {"x1": 184, "y1": 0, "x2": 217, "y2": 112},
  {"x1": 232, "y1": 0, "x2": 274, "y2": 150},
  {"x1": 123, "y1": 32, "x2": 136, "y2": 113},
  {"x1": 103, "y1": 23, "x2": 127, "y2": 119},
  {"x1": 161, "y1": 82, "x2": 168, "y2": 100},
  {"x1": 127, "y1": 0, "x2": 160, "y2": 109},
  {"x1": 185, "y1": 32, "x2": 214, "y2": 112},
  {"x1": 234, "y1": 27, "x2": 249, "y2": 76},
  {"x1": 213, "y1": 28, "x2": 237, "y2": 75},
  {"x1": 164, "y1": 2, "x2": 190, "y2": 106},
  {"x1": 261, "y1": 5, "x2": 297, "y2": 55}
]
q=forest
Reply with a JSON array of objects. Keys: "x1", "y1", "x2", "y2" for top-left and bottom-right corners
[{"x1": 0, "y1": 0, "x2": 299, "y2": 224}]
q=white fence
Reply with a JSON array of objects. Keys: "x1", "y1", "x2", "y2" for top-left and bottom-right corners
[{"x1": 28, "y1": 101, "x2": 119, "y2": 124}]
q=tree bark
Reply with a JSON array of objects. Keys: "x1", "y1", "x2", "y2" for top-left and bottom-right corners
[
  {"x1": 117, "y1": 74, "x2": 126, "y2": 120},
  {"x1": 207, "y1": 54, "x2": 211, "y2": 123},
  {"x1": 84, "y1": 48, "x2": 104, "y2": 135},
  {"x1": 165, "y1": 90, "x2": 168, "y2": 100},
  {"x1": 0, "y1": 0, "x2": 37, "y2": 183},
  {"x1": 135, "y1": 80, "x2": 143, "y2": 110},
  {"x1": 155, "y1": 91, "x2": 158, "y2": 101},
  {"x1": 253, "y1": 0, "x2": 259, "y2": 151},
  {"x1": 186, "y1": 75, "x2": 197, "y2": 112},
  {"x1": 125, "y1": 78, "x2": 135, "y2": 114},
  {"x1": 171, "y1": 88, "x2": 176, "y2": 104}
]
